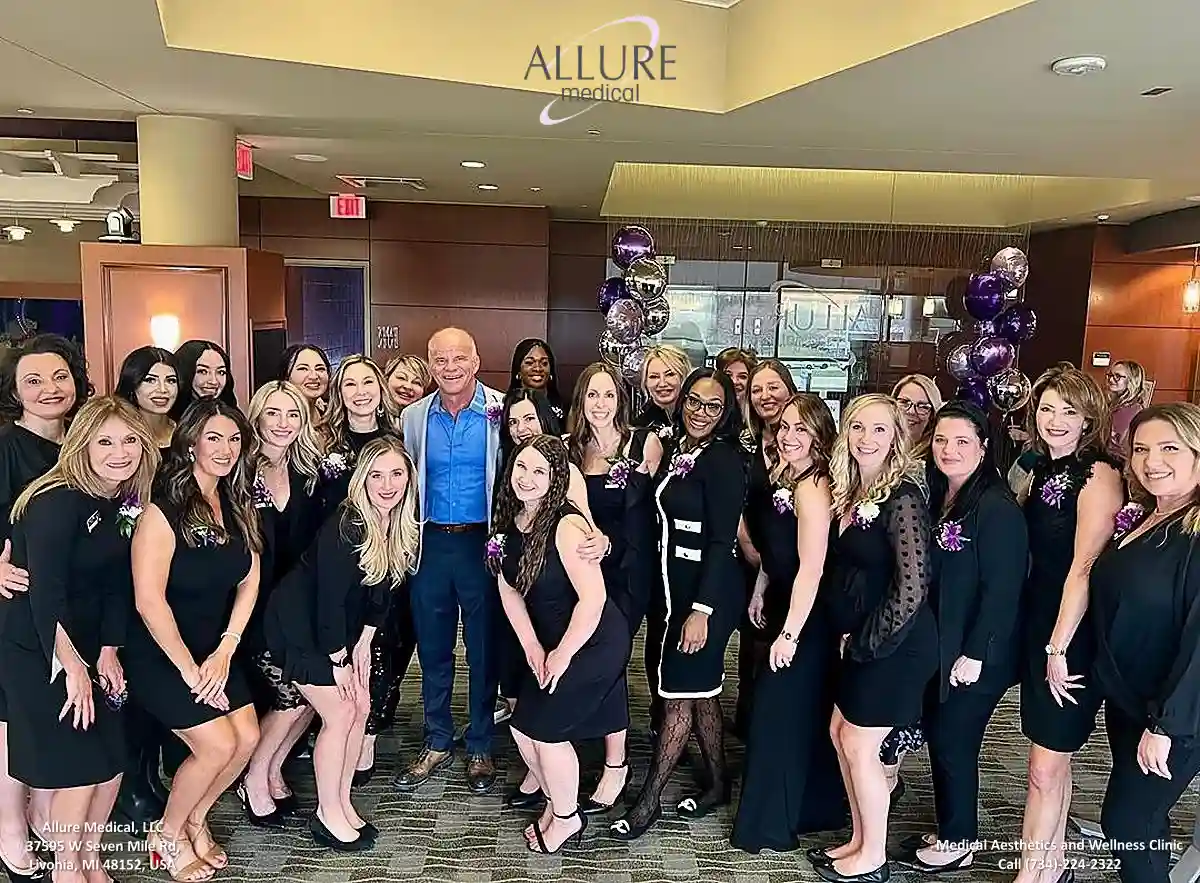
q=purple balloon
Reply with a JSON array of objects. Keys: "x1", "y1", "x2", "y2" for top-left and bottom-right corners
[
  {"x1": 611, "y1": 225, "x2": 654, "y2": 270},
  {"x1": 964, "y1": 273, "x2": 1007, "y2": 321},
  {"x1": 994, "y1": 303, "x2": 1038, "y2": 344},
  {"x1": 597, "y1": 277, "x2": 629, "y2": 313},
  {"x1": 968, "y1": 335, "x2": 1016, "y2": 377},
  {"x1": 945, "y1": 344, "x2": 977, "y2": 382},
  {"x1": 605, "y1": 298, "x2": 645, "y2": 344},
  {"x1": 957, "y1": 379, "x2": 990, "y2": 410}
]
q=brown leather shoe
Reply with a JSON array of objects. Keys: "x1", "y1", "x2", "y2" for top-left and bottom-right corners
[
  {"x1": 465, "y1": 754, "x2": 496, "y2": 795},
  {"x1": 391, "y1": 747, "x2": 453, "y2": 791}
]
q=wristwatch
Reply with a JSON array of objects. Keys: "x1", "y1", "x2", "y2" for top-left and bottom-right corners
[
  {"x1": 331, "y1": 656, "x2": 352, "y2": 668},
  {"x1": 1150, "y1": 724, "x2": 1169, "y2": 736},
  {"x1": 1045, "y1": 643, "x2": 1065, "y2": 657},
  {"x1": 781, "y1": 630, "x2": 800, "y2": 646}
]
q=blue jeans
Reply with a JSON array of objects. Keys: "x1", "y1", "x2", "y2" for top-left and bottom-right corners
[{"x1": 410, "y1": 526, "x2": 497, "y2": 755}]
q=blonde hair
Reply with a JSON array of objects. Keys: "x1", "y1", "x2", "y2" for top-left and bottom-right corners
[
  {"x1": 1110, "y1": 360, "x2": 1149, "y2": 410},
  {"x1": 891, "y1": 373, "x2": 944, "y2": 459},
  {"x1": 1024, "y1": 366, "x2": 1111, "y2": 459},
  {"x1": 318, "y1": 355, "x2": 399, "y2": 453},
  {"x1": 245, "y1": 381, "x2": 324, "y2": 491},
  {"x1": 12, "y1": 396, "x2": 159, "y2": 522},
  {"x1": 640, "y1": 344, "x2": 692, "y2": 394},
  {"x1": 830, "y1": 393, "x2": 919, "y2": 518},
  {"x1": 1124, "y1": 403, "x2": 1200, "y2": 535},
  {"x1": 341, "y1": 435, "x2": 421, "y2": 585},
  {"x1": 383, "y1": 354, "x2": 432, "y2": 402}
]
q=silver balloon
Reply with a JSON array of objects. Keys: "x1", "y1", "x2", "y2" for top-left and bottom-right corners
[
  {"x1": 598, "y1": 331, "x2": 634, "y2": 368},
  {"x1": 945, "y1": 343, "x2": 977, "y2": 382},
  {"x1": 621, "y1": 345, "x2": 648, "y2": 382},
  {"x1": 624, "y1": 257, "x2": 668, "y2": 303},
  {"x1": 605, "y1": 298, "x2": 645, "y2": 344},
  {"x1": 642, "y1": 298, "x2": 670, "y2": 336},
  {"x1": 987, "y1": 368, "x2": 1032, "y2": 413},
  {"x1": 990, "y1": 247, "x2": 1029, "y2": 289}
]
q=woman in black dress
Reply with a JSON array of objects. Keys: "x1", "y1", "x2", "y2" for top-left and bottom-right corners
[
  {"x1": 1012, "y1": 367, "x2": 1122, "y2": 883},
  {"x1": 277, "y1": 345, "x2": 331, "y2": 417},
  {"x1": 125, "y1": 400, "x2": 262, "y2": 883},
  {"x1": 507, "y1": 338, "x2": 567, "y2": 417},
  {"x1": 610, "y1": 368, "x2": 746, "y2": 841},
  {"x1": 488, "y1": 434, "x2": 630, "y2": 854},
  {"x1": 811, "y1": 393, "x2": 938, "y2": 883},
  {"x1": 1091, "y1": 403, "x2": 1200, "y2": 883},
  {"x1": 897, "y1": 402, "x2": 1027, "y2": 873},
  {"x1": 239, "y1": 381, "x2": 325, "y2": 827},
  {"x1": 564, "y1": 363, "x2": 663, "y2": 815},
  {"x1": 169, "y1": 341, "x2": 237, "y2": 421},
  {"x1": 2, "y1": 396, "x2": 158, "y2": 882},
  {"x1": 266, "y1": 435, "x2": 420, "y2": 850},
  {"x1": 732, "y1": 393, "x2": 847, "y2": 854},
  {"x1": 0, "y1": 333, "x2": 88, "y2": 882}
]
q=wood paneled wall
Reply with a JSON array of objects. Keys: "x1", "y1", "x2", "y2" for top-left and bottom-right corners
[
  {"x1": 239, "y1": 197, "x2": 550, "y2": 391},
  {"x1": 548, "y1": 221, "x2": 608, "y2": 398},
  {"x1": 1083, "y1": 228, "x2": 1198, "y2": 403},
  {"x1": 1021, "y1": 225, "x2": 1097, "y2": 383}
]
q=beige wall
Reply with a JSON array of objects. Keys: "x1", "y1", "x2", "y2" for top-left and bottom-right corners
[{"x1": 0, "y1": 222, "x2": 106, "y2": 283}]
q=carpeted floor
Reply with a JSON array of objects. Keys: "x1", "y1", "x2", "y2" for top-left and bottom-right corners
[{"x1": 101, "y1": 634, "x2": 1197, "y2": 882}]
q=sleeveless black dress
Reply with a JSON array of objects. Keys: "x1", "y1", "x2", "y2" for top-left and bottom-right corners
[
  {"x1": 501, "y1": 508, "x2": 630, "y2": 742},
  {"x1": 1020, "y1": 451, "x2": 1113, "y2": 752},
  {"x1": 1, "y1": 487, "x2": 130, "y2": 789},
  {"x1": 124, "y1": 495, "x2": 256, "y2": 730},
  {"x1": 731, "y1": 479, "x2": 848, "y2": 853}
]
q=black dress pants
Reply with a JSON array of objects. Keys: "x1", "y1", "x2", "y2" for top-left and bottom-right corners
[
  {"x1": 924, "y1": 681, "x2": 1010, "y2": 845},
  {"x1": 1102, "y1": 705, "x2": 1200, "y2": 883}
]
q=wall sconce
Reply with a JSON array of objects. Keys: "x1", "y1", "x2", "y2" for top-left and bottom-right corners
[
  {"x1": 887, "y1": 296, "x2": 904, "y2": 318},
  {"x1": 1186, "y1": 246, "x2": 1200, "y2": 314},
  {"x1": 149, "y1": 314, "x2": 181, "y2": 350},
  {"x1": 922, "y1": 297, "x2": 939, "y2": 317}
]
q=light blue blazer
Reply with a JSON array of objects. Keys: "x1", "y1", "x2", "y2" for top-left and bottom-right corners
[{"x1": 401, "y1": 382, "x2": 504, "y2": 571}]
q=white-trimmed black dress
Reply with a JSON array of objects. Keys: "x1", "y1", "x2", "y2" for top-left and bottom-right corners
[{"x1": 652, "y1": 438, "x2": 746, "y2": 698}]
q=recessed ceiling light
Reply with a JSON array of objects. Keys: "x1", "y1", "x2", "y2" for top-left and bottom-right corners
[
  {"x1": 477, "y1": 184, "x2": 499, "y2": 191},
  {"x1": 50, "y1": 219, "x2": 77, "y2": 233},
  {"x1": 1097, "y1": 214, "x2": 1110, "y2": 221},
  {"x1": 732, "y1": 245, "x2": 752, "y2": 250},
  {"x1": 586, "y1": 128, "x2": 602, "y2": 137},
  {"x1": 15, "y1": 108, "x2": 33, "y2": 115},
  {"x1": 1051, "y1": 56, "x2": 1107, "y2": 76},
  {"x1": 529, "y1": 187, "x2": 542, "y2": 192},
  {"x1": 461, "y1": 161, "x2": 486, "y2": 169},
  {"x1": 1186, "y1": 196, "x2": 1200, "y2": 202},
  {"x1": 292, "y1": 154, "x2": 327, "y2": 163},
  {"x1": 1141, "y1": 86, "x2": 1173, "y2": 97}
]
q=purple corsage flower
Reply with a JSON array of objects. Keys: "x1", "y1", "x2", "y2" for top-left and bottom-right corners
[
  {"x1": 606, "y1": 458, "x2": 632, "y2": 489},
  {"x1": 1040, "y1": 471, "x2": 1071, "y2": 508},
  {"x1": 252, "y1": 474, "x2": 274, "y2": 509},
  {"x1": 669, "y1": 452, "x2": 696, "y2": 479},
  {"x1": 485, "y1": 533, "x2": 505, "y2": 564},
  {"x1": 772, "y1": 487, "x2": 794, "y2": 515},
  {"x1": 1113, "y1": 502, "x2": 1147, "y2": 538},
  {"x1": 485, "y1": 402, "x2": 503, "y2": 426},
  {"x1": 116, "y1": 495, "x2": 143, "y2": 539},
  {"x1": 936, "y1": 520, "x2": 969, "y2": 552}
]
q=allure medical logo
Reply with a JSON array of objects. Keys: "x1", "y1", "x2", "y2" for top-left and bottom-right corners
[{"x1": 524, "y1": 15, "x2": 676, "y2": 125}]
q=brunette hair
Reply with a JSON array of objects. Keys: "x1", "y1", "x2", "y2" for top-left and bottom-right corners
[
  {"x1": 565, "y1": 362, "x2": 631, "y2": 468},
  {"x1": 0, "y1": 334, "x2": 92, "y2": 423},
  {"x1": 1023, "y1": 366, "x2": 1111, "y2": 459},
  {"x1": 318, "y1": 355, "x2": 399, "y2": 453},
  {"x1": 171, "y1": 340, "x2": 237, "y2": 419},
  {"x1": 115, "y1": 347, "x2": 178, "y2": 410},
  {"x1": 928, "y1": 401, "x2": 1011, "y2": 523},
  {"x1": 769, "y1": 393, "x2": 836, "y2": 487},
  {"x1": 746, "y1": 358, "x2": 799, "y2": 444},
  {"x1": 499, "y1": 388, "x2": 563, "y2": 468}
]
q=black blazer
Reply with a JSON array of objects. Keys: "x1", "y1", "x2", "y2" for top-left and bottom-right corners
[{"x1": 930, "y1": 483, "x2": 1027, "y2": 700}]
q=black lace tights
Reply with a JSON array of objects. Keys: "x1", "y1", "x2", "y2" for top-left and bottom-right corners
[{"x1": 621, "y1": 697, "x2": 726, "y2": 830}]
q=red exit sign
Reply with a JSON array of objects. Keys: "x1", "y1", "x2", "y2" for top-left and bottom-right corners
[
  {"x1": 330, "y1": 194, "x2": 366, "y2": 219},
  {"x1": 235, "y1": 140, "x2": 253, "y2": 180}
]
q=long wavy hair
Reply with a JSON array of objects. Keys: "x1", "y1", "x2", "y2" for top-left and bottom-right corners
[
  {"x1": 488, "y1": 434, "x2": 572, "y2": 596},
  {"x1": 159, "y1": 398, "x2": 262, "y2": 553},
  {"x1": 11, "y1": 396, "x2": 158, "y2": 522},
  {"x1": 746, "y1": 359, "x2": 799, "y2": 451},
  {"x1": 245, "y1": 381, "x2": 324, "y2": 494},
  {"x1": 340, "y1": 436, "x2": 421, "y2": 585},
  {"x1": 0, "y1": 333, "x2": 92, "y2": 423},
  {"x1": 565, "y1": 362, "x2": 631, "y2": 468},
  {"x1": 1023, "y1": 365, "x2": 1111, "y2": 459},
  {"x1": 1125, "y1": 403, "x2": 1200, "y2": 536},
  {"x1": 830, "y1": 393, "x2": 919, "y2": 518},
  {"x1": 769, "y1": 393, "x2": 836, "y2": 488},
  {"x1": 1109, "y1": 359, "x2": 1149, "y2": 410},
  {"x1": 317, "y1": 355, "x2": 399, "y2": 453}
]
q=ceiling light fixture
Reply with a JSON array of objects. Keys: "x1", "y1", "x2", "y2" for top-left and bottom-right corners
[
  {"x1": 1097, "y1": 213, "x2": 1110, "y2": 221},
  {"x1": 477, "y1": 184, "x2": 499, "y2": 191},
  {"x1": 529, "y1": 187, "x2": 542, "y2": 192},
  {"x1": 461, "y1": 161, "x2": 486, "y2": 169},
  {"x1": 50, "y1": 219, "x2": 77, "y2": 233},
  {"x1": 1185, "y1": 196, "x2": 1200, "y2": 203},
  {"x1": 15, "y1": 108, "x2": 33, "y2": 115},
  {"x1": 3, "y1": 225, "x2": 31, "y2": 241},
  {"x1": 586, "y1": 128, "x2": 602, "y2": 137},
  {"x1": 292, "y1": 154, "x2": 327, "y2": 162},
  {"x1": 1050, "y1": 55, "x2": 1107, "y2": 76},
  {"x1": 1141, "y1": 86, "x2": 1173, "y2": 97}
]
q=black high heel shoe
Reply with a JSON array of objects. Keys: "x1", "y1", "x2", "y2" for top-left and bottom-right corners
[
  {"x1": 581, "y1": 761, "x2": 629, "y2": 815},
  {"x1": 236, "y1": 782, "x2": 286, "y2": 829},
  {"x1": 504, "y1": 784, "x2": 545, "y2": 811},
  {"x1": 676, "y1": 780, "x2": 732, "y2": 820},
  {"x1": 0, "y1": 848, "x2": 46, "y2": 882},
  {"x1": 528, "y1": 809, "x2": 587, "y2": 854},
  {"x1": 308, "y1": 812, "x2": 373, "y2": 852},
  {"x1": 273, "y1": 793, "x2": 298, "y2": 815},
  {"x1": 609, "y1": 804, "x2": 662, "y2": 841}
]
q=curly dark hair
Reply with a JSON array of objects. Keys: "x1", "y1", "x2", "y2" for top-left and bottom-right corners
[
  {"x1": 158, "y1": 398, "x2": 262, "y2": 553},
  {"x1": 0, "y1": 334, "x2": 93, "y2": 423},
  {"x1": 488, "y1": 434, "x2": 572, "y2": 596}
]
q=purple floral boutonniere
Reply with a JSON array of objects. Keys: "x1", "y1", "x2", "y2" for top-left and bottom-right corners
[
  {"x1": 668, "y1": 452, "x2": 696, "y2": 479},
  {"x1": 851, "y1": 500, "x2": 881, "y2": 529},
  {"x1": 772, "y1": 487, "x2": 794, "y2": 515},
  {"x1": 485, "y1": 533, "x2": 505, "y2": 565},
  {"x1": 116, "y1": 495, "x2": 143, "y2": 540},
  {"x1": 319, "y1": 451, "x2": 350, "y2": 481},
  {"x1": 656, "y1": 424, "x2": 674, "y2": 440},
  {"x1": 606, "y1": 458, "x2": 632, "y2": 489},
  {"x1": 1113, "y1": 502, "x2": 1147, "y2": 539},
  {"x1": 1040, "y1": 471, "x2": 1072, "y2": 509},
  {"x1": 252, "y1": 474, "x2": 274, "y2": 509},
  {"x1": 936, "y1": 520, "x2": 969, "y2": 552},
  {"x1": 485, "y1": 402, "x2": 503, "y2": 426}
]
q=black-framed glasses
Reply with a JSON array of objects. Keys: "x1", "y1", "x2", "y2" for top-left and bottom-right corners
[
  {"x1": 683, "y1": 394, "x2": 723, "y2": 418},
  {"x1": 896, "y1": 397, "x2": 933, "y2": 415},
  {"x1": 92, "y1": 675, "x2": 128, "y2": 712}
]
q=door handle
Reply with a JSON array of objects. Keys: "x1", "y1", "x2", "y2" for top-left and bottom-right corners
[
  {"x1": 734, "y1": 318, "x2": 742, "y2": 334},
  {"x1": 753, "y1": 318, "x2": 762, "y2": 335}
]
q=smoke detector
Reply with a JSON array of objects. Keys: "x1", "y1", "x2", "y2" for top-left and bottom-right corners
[{"x1": 1051, "y1": 56, "x2": 1107, "y2": 76}]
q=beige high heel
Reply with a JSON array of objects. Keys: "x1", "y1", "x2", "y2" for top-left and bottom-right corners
[{"x1": 147, "y1": 823, "x2": 214, "y2": 883}]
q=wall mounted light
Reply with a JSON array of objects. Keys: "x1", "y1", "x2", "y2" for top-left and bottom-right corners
[
  {"x1": 887, "y1": 296, "x2": 905, "y2": 318},
  {"x1": 1186, "y1": 247, "x2": 1200, "y2": 314},
  {"x1": 922, "y1": 297, "x2": 938, "y2": 317},
  {"x1": 149, "y1": 314, "x2": 181, "y2": 350}
]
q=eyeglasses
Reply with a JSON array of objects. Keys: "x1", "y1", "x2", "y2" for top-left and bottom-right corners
[
  {"x1": 896, "y1": 397, "x2": 933, "y2": 415},
  {"x1": 1106, "y1": 372, "x2": 1128, "y2": 382},
  {"x1": 683, "y1": 394, "x2": 724, "y2": 418},
  {"x1": 92, "y1": 675, "x2": 128, "y2": 712}
]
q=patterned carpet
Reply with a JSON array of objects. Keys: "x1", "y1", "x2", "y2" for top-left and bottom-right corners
[{"x1": 102, "y1": 633, "x2": 1197, "y2": 883}]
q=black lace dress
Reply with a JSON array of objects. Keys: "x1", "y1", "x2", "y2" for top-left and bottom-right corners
[
  {"x1": 500, "y1": 507, "x2": 630, "y2": 742},
  {"x1": 823, "y1": 481, "x2": 938, "y2": 727},
  {"x1": 1020, "y1": 450, "x2": 1113, "y2": 753}
]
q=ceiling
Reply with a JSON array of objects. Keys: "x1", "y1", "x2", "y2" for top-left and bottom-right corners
[{"x1": 2, "y1": 0, "x2": 1200, "y2": 229}]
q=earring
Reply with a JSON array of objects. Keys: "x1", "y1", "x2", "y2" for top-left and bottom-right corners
[{"x1": 188, "y1": 449, "x2": 196, "y2": 462}]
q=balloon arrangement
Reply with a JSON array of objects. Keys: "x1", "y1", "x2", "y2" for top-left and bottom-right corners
[
  {"x1": 941, "y1": 247, "x2": 1039, "y2": 416},
  {"x1": 596, "y1": 225, "x2": 671, "y2": 382}
]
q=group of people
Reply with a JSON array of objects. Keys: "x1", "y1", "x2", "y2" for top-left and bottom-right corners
[{"x1": 0, "y1": 324, "x2": 1190, "y2": 883}]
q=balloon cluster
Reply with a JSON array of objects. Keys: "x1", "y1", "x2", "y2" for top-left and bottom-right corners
[
  {"x1": 941, "y1": 247, "x2": 1038, "y2": 414},
  {"x1": 596, "y1": 225, "x2": 670, "y2": 382}
]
